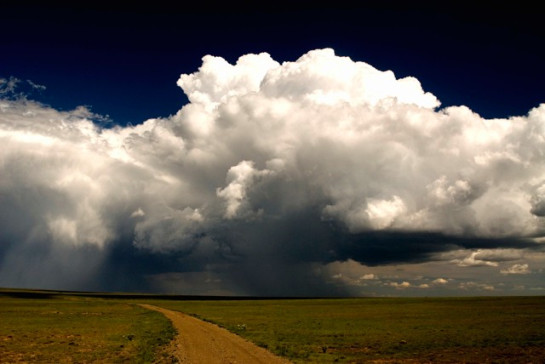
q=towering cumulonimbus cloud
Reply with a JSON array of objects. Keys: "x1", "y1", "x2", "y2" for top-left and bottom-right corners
[{"x1": 0, "y1": 49, "x2": 544, "y2": 295}]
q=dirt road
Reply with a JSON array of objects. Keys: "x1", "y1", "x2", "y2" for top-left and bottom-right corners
[{"x1": 140, "y1": 304, "x2": 292, "y2": 364}]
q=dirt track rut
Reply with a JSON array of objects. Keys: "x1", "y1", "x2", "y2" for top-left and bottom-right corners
[{"x1": 141, "y1": 304, "x2": 291, "y2": 364}]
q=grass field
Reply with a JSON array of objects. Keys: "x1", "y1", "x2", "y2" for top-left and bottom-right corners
[
  {"x1": 152, "y1": 296, "x2": 545, "y2": 363},
  {"x1": 1, "y1": 290, "x2": 545, "y2": 363},
  {"x1": 0, "y1": 292, "x2": 175, "y2": 363}
]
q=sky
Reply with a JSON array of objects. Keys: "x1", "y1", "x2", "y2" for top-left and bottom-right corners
[{"x1": 1, "y1": 3, "x2": 544, "y2": 296}]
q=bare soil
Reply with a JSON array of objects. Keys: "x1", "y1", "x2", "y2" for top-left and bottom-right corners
[{"x1": 141, "y1": 304, "x2": 292, "y2": 364}]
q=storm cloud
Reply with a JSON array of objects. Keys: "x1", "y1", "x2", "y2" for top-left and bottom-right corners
[{"x1": 1, "y1": 49, "x2": 544, "y2": 295}]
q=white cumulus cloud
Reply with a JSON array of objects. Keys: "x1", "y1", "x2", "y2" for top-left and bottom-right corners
[
  {"x1": 389, "y1": 281, "x2": 411, "y2": 289},
  {"x1": 452, "y1": 251, "x2": 500, "y2": 267},
  {"x1": 1, "y1": 48, "x2": 544, "y2": 294}
]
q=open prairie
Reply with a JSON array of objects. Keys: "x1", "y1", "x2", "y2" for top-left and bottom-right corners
[
  {"x1": 1, "y1": 290, "x2": 545, "y2": 363},
  {"x1": 151, "y1": 296, "x2": 545, "y2": 363}
]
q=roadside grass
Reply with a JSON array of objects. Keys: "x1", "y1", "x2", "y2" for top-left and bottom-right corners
[
  {"x1": 151, "y1": 296, "x2": 545, "y2": 363},
  {"x1": 0, "y1": 295, "x2": 175, "y2": 363}
]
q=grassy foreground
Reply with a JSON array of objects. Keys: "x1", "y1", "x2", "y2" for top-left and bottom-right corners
[
  {"x1": 2, "y1": 290, "x2": 545, "y2": 363},
  {"x1": 0, "y1": 293, "x2": 175, "y2": 363},
  {"x1": 152, "y1": 296, "x2": 545, "y2": 363}
]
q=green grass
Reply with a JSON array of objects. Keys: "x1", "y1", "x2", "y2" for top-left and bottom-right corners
[
  {"x1": 2, "y1": 291, "x2": 545, "y2": 363},
  {"x1": 0, "y1": 295, "x2": 175, "y2": 363},
  {"x1": 150, "y1": 296, "x2": 545, "y2": 363}
]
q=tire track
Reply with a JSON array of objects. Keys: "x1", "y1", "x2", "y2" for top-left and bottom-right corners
[{"x1": 140, "y1": 304, "x2": 292, "y2": 364}]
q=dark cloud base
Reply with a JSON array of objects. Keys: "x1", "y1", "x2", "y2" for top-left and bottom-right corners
[
  {"x1": 95, "y1": 216, "x2": 545, "y2": 296},
  {"x1": 337, "y1": 231, "x2": 543, "y2": 266},
  {"x1": 1, "y1": 207, "x2": 543, "y2": 295}
]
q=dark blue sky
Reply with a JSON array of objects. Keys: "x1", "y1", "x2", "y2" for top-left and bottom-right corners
[{"x1": 2, "y1": 3, "x2": 544, "y2": 125}]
